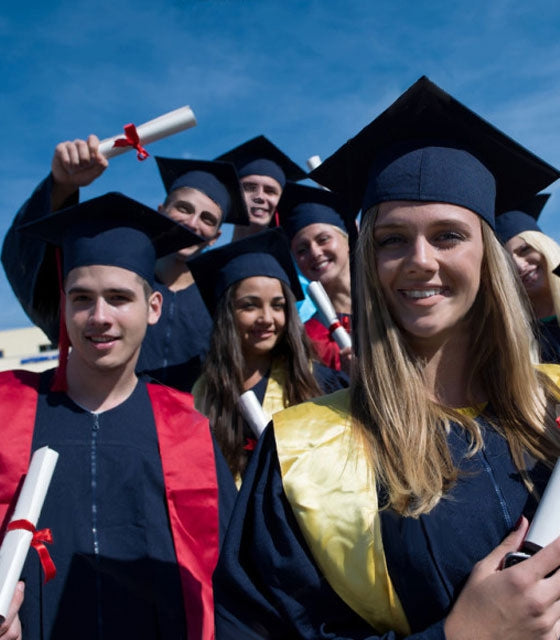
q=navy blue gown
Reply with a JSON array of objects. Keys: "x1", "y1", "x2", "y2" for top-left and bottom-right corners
[
  {"x1": 538, "y1": 318, "x2": 560, "y2": 363},
  {"x1": 19, "y1": 371, "x2": 235, "y2": 640},
  {"x1": 213, "y1": 413, "x2": 549, "y2": 639},
  {"x1": 1, "y1": 177, "x2": 212, "y2": 391}
]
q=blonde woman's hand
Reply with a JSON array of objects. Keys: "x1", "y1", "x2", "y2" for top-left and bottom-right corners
[{"x1": 445, "y1": 517, "x2": 560, "y2": 640}]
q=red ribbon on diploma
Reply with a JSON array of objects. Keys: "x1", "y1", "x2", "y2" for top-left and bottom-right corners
[
  {"x1": 7, "y1": 519, "x2": 56, "y2": 582},
  {"x1": 328, "y1": 316, "x2": 351, "y2": 340},
  {"x1": 112, "y1": 123, "x2": 150, "y2": 161}
]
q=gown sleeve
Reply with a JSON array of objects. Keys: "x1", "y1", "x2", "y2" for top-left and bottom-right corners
[
  {"x1": 213, "y1": 427, "x2": 447, "y2": 640},
  {"x1": 1, "y1": 175, "x2": 78, "y2": 342}
]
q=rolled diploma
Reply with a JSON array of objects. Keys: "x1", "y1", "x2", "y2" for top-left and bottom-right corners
[
  {"x1": 238, "y1": 391, "x2": 270, "y2": 437},
  {"x1": 307, "y1": 155, "x2": 329, "y2": 190},
  {"x1": 524, "y1": 457, "x2": 560, "y2": 550},
  {"x1": 98, "y1": 105, "x2": 197, "y2": 159},
  {"x1": 306, "y1": 155, "x2": 322, "y2": 171},
  {"x1": 307, "y1": 281, "x2": 352, "y2": 350},
  {"x1": 0, "y1": 446, "x2": 59, "y2": 620}
]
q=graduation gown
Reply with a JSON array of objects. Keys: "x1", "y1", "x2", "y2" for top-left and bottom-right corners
[
  {"x1": 1, "y1": 176, "x2": 212, "y2": 391},
  {"x1": 213, "y1": 382, "x2": 554, "y2": 639},
  {"x1": 304, "y1": 312, "x2": 352, "y2": 372},
  {"x1": 0, "y1": 369, "x2": 236, "y2": 640},
  {"x1": 538, "y1": 317, "x2": 560, "y2": 363}
]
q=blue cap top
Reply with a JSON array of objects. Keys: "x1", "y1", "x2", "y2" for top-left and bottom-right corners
[
  {"x1": 310, "y1": 76, "x2": 560, "y2": 230},
  {"x1": 495, "y1": 194, "x2": 550, "y2": 243},
  {"x1": 277, "y1": 182, "x2": 356, "y2": 239},
  {"x1": 18, "y1": 192, "x2": 202, "y2": 286},
  {"x1": 215, "y1": 135, "x2": 306, "y2": 189},
  {"x1": 155, "y1": 157, "x2": 249, "y2": 226},
  {"x1": 188, "y1": 228, "x2": 303, "y2": 315}
]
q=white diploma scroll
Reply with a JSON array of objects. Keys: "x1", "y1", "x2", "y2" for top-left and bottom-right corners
[
  {"x1": 306, "y1": 155, "x2": 322, "y2": 171},
  {"x1": 98, "y1": 105, "x2": 197, "y2": 159},
  {"x1": 0, "y1": 446, "x2": 59, "y2": 621},
  {"x1": 307, "y1": 281, "x2": 352, "y2": 350},
  {"x1": 238, "y1": 391, "x2": 270, "y2": 437},
  {"x1": 524, "y1": 457, "x2": 560, "y2": 551},
  {"x1": 307, "y1": 155, "x2": 329, "y2": 190}
]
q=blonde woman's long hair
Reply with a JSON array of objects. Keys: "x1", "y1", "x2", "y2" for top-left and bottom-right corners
[
  {"x1": 350, "y1": 207, "x2": 560, "y2": 517},
  {"x1": 518, "y1": 230, "x2": 560, "y2": 321}
]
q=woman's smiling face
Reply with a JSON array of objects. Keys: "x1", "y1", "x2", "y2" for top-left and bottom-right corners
[{"x1": 374, "y1": 201, "x2": 484, "y2": 350}]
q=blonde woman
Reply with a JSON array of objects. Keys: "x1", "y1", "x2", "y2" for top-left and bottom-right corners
[
  {"x1": 497, "y1": 195, "x2": 560, "y2": 362},
  {"x1": 278, "y1": 182, "x2": 355, "y2": 375},
  {"x1": 213, "y1": 77, "x2": 560, "y2": 639}
]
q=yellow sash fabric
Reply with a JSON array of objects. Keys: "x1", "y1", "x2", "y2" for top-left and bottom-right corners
[
  {"x1": 536, "y1": 362, "x2": 560, "y2": 392},
  {"x1": 193, "y1": 361, "x2": 288, "y2": 488},
  {"x1": 273, "y1": 390, "x2": 410, "y2": 635},
  {"x1": 191, "y1": 359, "x2": 287, "y2": 419},
  {"x1": 273, "y1": 364, "x2": 560, "y2": 631}
]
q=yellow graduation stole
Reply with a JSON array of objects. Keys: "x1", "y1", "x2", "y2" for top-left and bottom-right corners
[
  {"x1": 274, "y1": 364, "x2": 560, "y2": 632},
  {"x1": 193, "y1": 360, "x2": 288, "y2": 488},
  {"x1": 273, "y1": 390, "x2": 410, "y2": 635}
]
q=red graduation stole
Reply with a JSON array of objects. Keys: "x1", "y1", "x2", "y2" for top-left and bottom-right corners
[{"x1": 0, "y1": 371, "x2": 219, "y2": 640}]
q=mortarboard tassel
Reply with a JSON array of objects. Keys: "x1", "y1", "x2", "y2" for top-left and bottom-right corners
[{"x1": 50, "y1": 248, "x2": 70, "y2": 392}]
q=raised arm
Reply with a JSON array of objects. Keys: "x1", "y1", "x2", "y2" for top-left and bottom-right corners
[{"x1": 1, "y1": 135, "x2": 108, "y2": 342}]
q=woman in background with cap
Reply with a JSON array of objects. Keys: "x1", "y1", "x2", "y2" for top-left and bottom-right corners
[
  {"x1": 213, "y1": 77, "x2": 560, "y2": 639},
  {"x1": 278, "y1": 182, "x2": 354, "y2": 375},
  {"x1": 189, "y1": 229, "x2": 344, "y2": 483},
  {"x1": 496, "y1": 196, "x2": 560, "y2": 362}
]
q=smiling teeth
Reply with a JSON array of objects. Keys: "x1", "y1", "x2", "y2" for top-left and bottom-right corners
[
  {"x1": 90, "y1": 337, "x2": 115, "y2": 343},
  {"x1": 403, "y1": 289, "x2": 442, "y2": 299}
]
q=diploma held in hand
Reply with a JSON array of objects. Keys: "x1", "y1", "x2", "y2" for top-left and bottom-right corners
[
  {"x1": 238, "y1": 391, "x2": 270, "y2": 437},
  {"x1": 307, "y1": 281, "x2": 352, "y2": 350},
  {"x1": 98, "y1": 106, "x2": 197, "y2": 159},
  {"x1": 524, "y1": 457, "x2": 560, "y2": 552},
  {"x1": 0, "y1": 446, "x2": 59, "y2": 621}
]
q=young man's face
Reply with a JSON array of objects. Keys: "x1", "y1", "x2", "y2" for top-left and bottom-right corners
[
  {"x1": 65, "y1": 265, "x2": 162, "y2": 374},
  {"x1": 240, "y1": 175, "x2": 283, "y2": 228},
  {"x1": 158, "y1": 187, "x2": 223, "y2": 260}
]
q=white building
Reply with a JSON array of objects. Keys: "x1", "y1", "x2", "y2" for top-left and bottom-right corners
[{"x1": 0, "y1": 326, "x2": 58, "y2": 372}]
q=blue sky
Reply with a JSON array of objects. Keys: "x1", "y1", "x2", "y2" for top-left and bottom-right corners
[{"x1": 2, "y1": 0, "x2": 560, "y2": 329}]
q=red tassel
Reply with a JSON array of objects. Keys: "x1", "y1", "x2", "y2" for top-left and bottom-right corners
[{"x1": 51, "y1": 249, "x2": 69, "y2": 392}]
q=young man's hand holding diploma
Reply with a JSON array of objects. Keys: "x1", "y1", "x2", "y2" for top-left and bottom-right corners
[
  {"x1": 51, "y1": 134, "x2": 109, "y2": 210},
  {"x1": 0, "y1": 581, "x2": 23, "y2": 640}
]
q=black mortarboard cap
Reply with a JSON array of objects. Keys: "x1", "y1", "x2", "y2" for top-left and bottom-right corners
[
  {"x1": 155, "y1": 157, "x2": 249, "y2": 226},
  {"x1": 215, "y1": 135, "x2": 306, "y2": 188},
  {"x1": 188, "y1": 228, "x2": 303, "y2": 315},
  {"x1": 310, "y1": 76, "x2": 560, "y2": 229},
  {"x1": 18, "y1": 192, "x2": 203, "y2": 286},
  {"x1": 495, "y1": 194, "x2": 551, "y2": 243},
  {"x1": 277, "y1": 182, "x2": 357, "y2": 240}
]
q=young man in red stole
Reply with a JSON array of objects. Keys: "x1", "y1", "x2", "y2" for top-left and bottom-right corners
[{"x1": 0, "y1": 193, "x2": 235, "y2": 639}]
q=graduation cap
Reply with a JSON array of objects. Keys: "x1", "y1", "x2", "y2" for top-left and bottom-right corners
[
  {"x1": 277, "y1": 182, "x2": 357, "y2": 241},
  {"x1": 188, "y1": 228, "x2": 303, "y2": 315},
  {"x1": 18, "y1": 192, "x2": 204, "y2": 392},
  {"x1": 310, "y1": 76, "x2": 560, "y2": 229},
  {"x1": 19, "y1": 192, "x2": 203, "y2": 286},
  {"x1": 495, "y1": 194, "x2": 551, "y2": 244},
  {"x1": 155, "y1": 157, "x2": 249, "y2": 226},
  {"x1": 215, "y1": 135, "x2": 307, "y2": 188}
]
